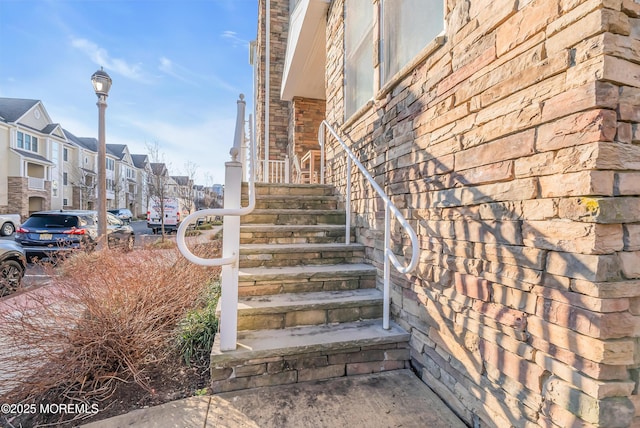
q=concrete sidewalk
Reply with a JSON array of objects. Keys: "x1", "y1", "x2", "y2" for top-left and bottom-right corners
[{"x1": 82, "y1": 370, "x2": 466, "y2": 428}]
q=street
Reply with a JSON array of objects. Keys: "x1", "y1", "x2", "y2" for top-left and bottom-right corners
[{"x1": 1, "y1": 220, "x2": 160, "y2": 292}]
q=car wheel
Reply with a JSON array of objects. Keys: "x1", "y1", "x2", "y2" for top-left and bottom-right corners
[
  {"x1": 0, "y1": 222, "x2": 15, "y2": 236},
  {"x1": 0, "y1": 260, "x2": 24, "y2": 297}
]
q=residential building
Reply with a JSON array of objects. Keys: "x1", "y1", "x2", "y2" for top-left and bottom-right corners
[
  {"x1": 255, "y1": 0, "x2": 640, "y2": 426},
  {"x1": 131, "y1": 154, "x2": 151, "y2": 218},
  {"x1": 0, "y1": 97, "x2": 155, "y2": 220},
  {"x1": 106, "y1": 144, "x2": 140, "y2": 213},
  {"x1": 0, "y1": 98, "x2": 62, "y2": 218},
  {"x1": 63, "y1": 129, "x2": 98, "y2": 210}
]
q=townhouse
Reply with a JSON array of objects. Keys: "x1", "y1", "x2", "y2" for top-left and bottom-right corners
[{"x1": 0, "y1": 97, "x2": 152, "y2": 220}]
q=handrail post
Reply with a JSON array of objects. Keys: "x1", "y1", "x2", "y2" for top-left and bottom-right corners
[
  {"x1": 220, "y1": 158, "x2": 242, "y2": 351},
  {"x1": 383, "y1": 203, "x2": 391, "y2": 330},
  {"x1": 345, "y1": 156, "x2": 351, "y2": 245},
  {"x1": 319, "y1": 120, "x2": 420, "y2": 332}
]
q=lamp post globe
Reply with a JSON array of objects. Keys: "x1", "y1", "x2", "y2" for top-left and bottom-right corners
[{"x1": 91, "y1": 67, "x2": 111, "y2": 249}]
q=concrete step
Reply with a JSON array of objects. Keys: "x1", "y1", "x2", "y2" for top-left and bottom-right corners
[
  {"x1": 242, "y1": 182, "x2": 335, "y2": 197},
  {"x1": 241, "y1": 195, "x2": 340, "y2": 210},
  {"x1": 234, "y1": 288, "x2": 383, "y2": 331},
  {"x1": 242, "y1": 209, "x2": 346, "y2": 225},
  {"x1": 238, "y1": 263, "x2": 377, "y2": 297},
  {"x1": 210, "y1": 319, "x2": 410, "y2": 393},
  {"x1": 240, "y1": 224, "x2": 351, "y2": 245},
  {"x1": 239, "y1": 243, "x2": 365, "y2": 268}
]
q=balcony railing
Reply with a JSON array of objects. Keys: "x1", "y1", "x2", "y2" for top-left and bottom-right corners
[{"x1": 27, "y1": 177, "x2": 45, "y2": 190}]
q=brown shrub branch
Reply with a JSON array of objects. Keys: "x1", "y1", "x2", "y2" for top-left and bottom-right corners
[{"x1": 0, "y1": 242, "x2": 220, "y2": 411}]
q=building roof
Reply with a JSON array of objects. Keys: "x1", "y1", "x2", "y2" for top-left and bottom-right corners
[
  {"x1": 0, "y1": 98, "x2": 39, "y2": 123},
  {"x1": 77, "y1": 137, "x2": 98, "y2": 152},
  {"x1": 106, "y1": 144, "x2": 128, "y2": 159},
  {"x1": 150, "y1": 162, "x2": 168, "y2": 176},
  {"x1": 171, "y1": 175, "x2": 191, "y2": 186},
  {"x1": 63, "y1": 129, "x2": 98, "y2": 152},
  {"x1": 11, "y1": 148, "x2": 55, "y2": 165},
  {"x1": 131, "y1": 154, "x2": 149, "y2": 169}
]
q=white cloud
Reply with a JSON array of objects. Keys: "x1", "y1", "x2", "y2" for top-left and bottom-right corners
[
  {"x1": 71, "y1": 37, "x2": 147, "y2": 82},
  {"x1": 157, "y1": 56, "x2": 195, "y2": 84},
  {"x1": 221, "y1": 31, "x2": 249, "y2": 48}
]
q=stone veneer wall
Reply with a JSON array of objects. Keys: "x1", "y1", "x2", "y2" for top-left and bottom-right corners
[
  {"x1": 324, "y1": 0, "x2": 640, "y2": 426},
  {"x1": 7, "y1": 177, "x2": 50, "y2": 219},
  {"x1": 256, "y1": 0, "x2": 291, "y2": 174},
  {"x1": 290, "y1": 96, "x2": 326, "y2": 162}
]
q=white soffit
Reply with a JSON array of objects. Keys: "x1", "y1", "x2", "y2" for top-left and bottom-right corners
[{"x1": 281, "y1": 0, "x2": 329, "y2": 101}]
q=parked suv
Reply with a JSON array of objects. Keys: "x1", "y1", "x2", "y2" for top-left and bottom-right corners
[
  {"x1": 0, "y1": 240, "x2": 26, "y2": 297},
  {"x1": 15, "y1": 210, "x2": 135, "y2": 261},
  {"x1": 108, "y1": 208, "x2": 133, "y2": 224}
]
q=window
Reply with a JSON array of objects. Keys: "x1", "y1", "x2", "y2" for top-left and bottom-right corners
[
  {"x1": 63, "y1": 148, "x2": 68, "y2": 161},
  {"x1": 343, "y1": 0, "x2": 444, "y2": 117},
  {"x1": 381, "y1": 0, "x2": 444, "y2": 84},
  {"x1": 63, "y1": 172, "x2": 68, "y2": 185},
  {"x1": 16, "y1": 131, "x2": 39, "y2": 153},
  {"x1": 63, "y1": 199, "x2": 68, "y2": 207},
  {"x1": 345, "y1": 0, "x2": 374, "y2": 119},
  {"x1": 106, "y1": 158, "x2": 115, "y2": 171}
]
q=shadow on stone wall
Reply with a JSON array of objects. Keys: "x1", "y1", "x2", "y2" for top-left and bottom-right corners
[{"x1": 321, "y1": 102, "x2": 635, "y2": 426}]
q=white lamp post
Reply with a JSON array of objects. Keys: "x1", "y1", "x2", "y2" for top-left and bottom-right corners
[{"x1": 91, "y1": 67, "x2": 112, "y2": 248}]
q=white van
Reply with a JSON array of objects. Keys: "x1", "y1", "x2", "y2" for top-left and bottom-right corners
[{"x1": 147, "y1": 197, "x2": 190, "y2": 234}]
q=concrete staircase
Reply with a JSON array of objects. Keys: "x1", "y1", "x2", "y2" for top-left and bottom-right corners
[{"x1": 209, "y1": 183, "x2": 411, "y2": 393}]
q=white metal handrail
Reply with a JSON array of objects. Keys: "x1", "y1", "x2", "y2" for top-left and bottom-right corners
[
  {"x1": 176, "y1": 94, "x2": 256, "y2": 266},
  {"x1": 318, "y1": 120, "x2": 420, "y2": 330},
  {"x1": 176, "y1": 94, "x2": 256, "y2": 352}
]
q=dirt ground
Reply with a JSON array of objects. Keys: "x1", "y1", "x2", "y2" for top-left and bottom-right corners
[{"x1": 1, "y1": 354, "x2": 211, "y2": 427}]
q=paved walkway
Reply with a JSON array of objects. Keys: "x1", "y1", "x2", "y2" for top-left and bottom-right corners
[{"x1": 83, "y1": 370, "x2": 465, "y2": 428}]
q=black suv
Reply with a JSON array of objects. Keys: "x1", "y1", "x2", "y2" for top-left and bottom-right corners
[
  {"x1": 15, "y1": 210, "x2": 135, "y2": 261},
  {"x1": 0, "y1": 240, "x2": 26, "y2": 297}
]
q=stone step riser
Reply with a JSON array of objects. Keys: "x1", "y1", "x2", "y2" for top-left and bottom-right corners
[
  {"x1": 239, "y1": 250, "x2": 364, "y2": 268},
  {"x1": 237, "y1": 303, "x2": 383, "y2": 332},
  {"x1": 210, "y1": 342, "x2": 410, "y2": 393},
  {"x1": 240, "y1": 229, "x2": 349, "y2": 245},
  {"x1": 242, "y1": 199, "x2": 339, "y2": 210},
  {"x1": 243, "y1": 212, "x2": 346, "y2": 225},
  {"x1": 242, "y1": 184, "x2": 335, "y2": 197},
  {"x1": 238, "y1": 274, "x2": 376, "y2": 297}
]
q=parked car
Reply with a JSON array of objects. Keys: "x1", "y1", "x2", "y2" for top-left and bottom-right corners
[
  {"x1": 0, "y1": 240, "x2": 26, "y2": 297},
  {"x1": 0, "y1": 213, "x2": 21, "y2": 236},
  {"x1": 15, "y1": 210, "x2": 135, "y2": 261},
  {"x1": 108, "y1": 208, "x2": 133, "y2": 224}
]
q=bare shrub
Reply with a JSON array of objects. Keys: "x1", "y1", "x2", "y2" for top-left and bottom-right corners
[{"x1": 0, "y1": 243, "x2": 220, "y2": 418}]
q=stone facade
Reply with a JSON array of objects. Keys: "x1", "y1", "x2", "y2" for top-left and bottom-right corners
[
  {"x1": 290, "y1": 97, "x2": 326, "y2": 159},
  {"x1": 319, "y1": 0, "x2": 640, "y2": 427},
  {"x1": 256, "y1": 0, "x2": 291, "y2": 175},
  {"x1": 7, "y1": 177, "x2": 50, "y2": 220}
]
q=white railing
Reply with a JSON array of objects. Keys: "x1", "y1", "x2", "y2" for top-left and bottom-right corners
[
  {"x1": 260, "y1": 158, "x2": 289, "y2": 183},
  {"x1": 176, "y1": 94, "x2": 256, "y2": 351},
  {"x1": 27, "y1": 177, "x2": 45, "y2": 190},
  {"x1": 318, "y1": 120, "x2": 420, "y2": 330}
]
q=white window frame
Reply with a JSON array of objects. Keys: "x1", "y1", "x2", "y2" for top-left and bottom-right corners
[{"x1": 16, "y1": 131, "x2": 39, "y2": 153}]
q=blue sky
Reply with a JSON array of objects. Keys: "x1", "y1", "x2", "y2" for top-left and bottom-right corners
[{"x1": 0, "y1": 0, "x2": 257, "y2": 184}]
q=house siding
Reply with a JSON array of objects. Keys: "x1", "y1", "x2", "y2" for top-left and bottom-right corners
[{"x1": 322, "y1": 0, "x2": 640, "y2": 427}]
